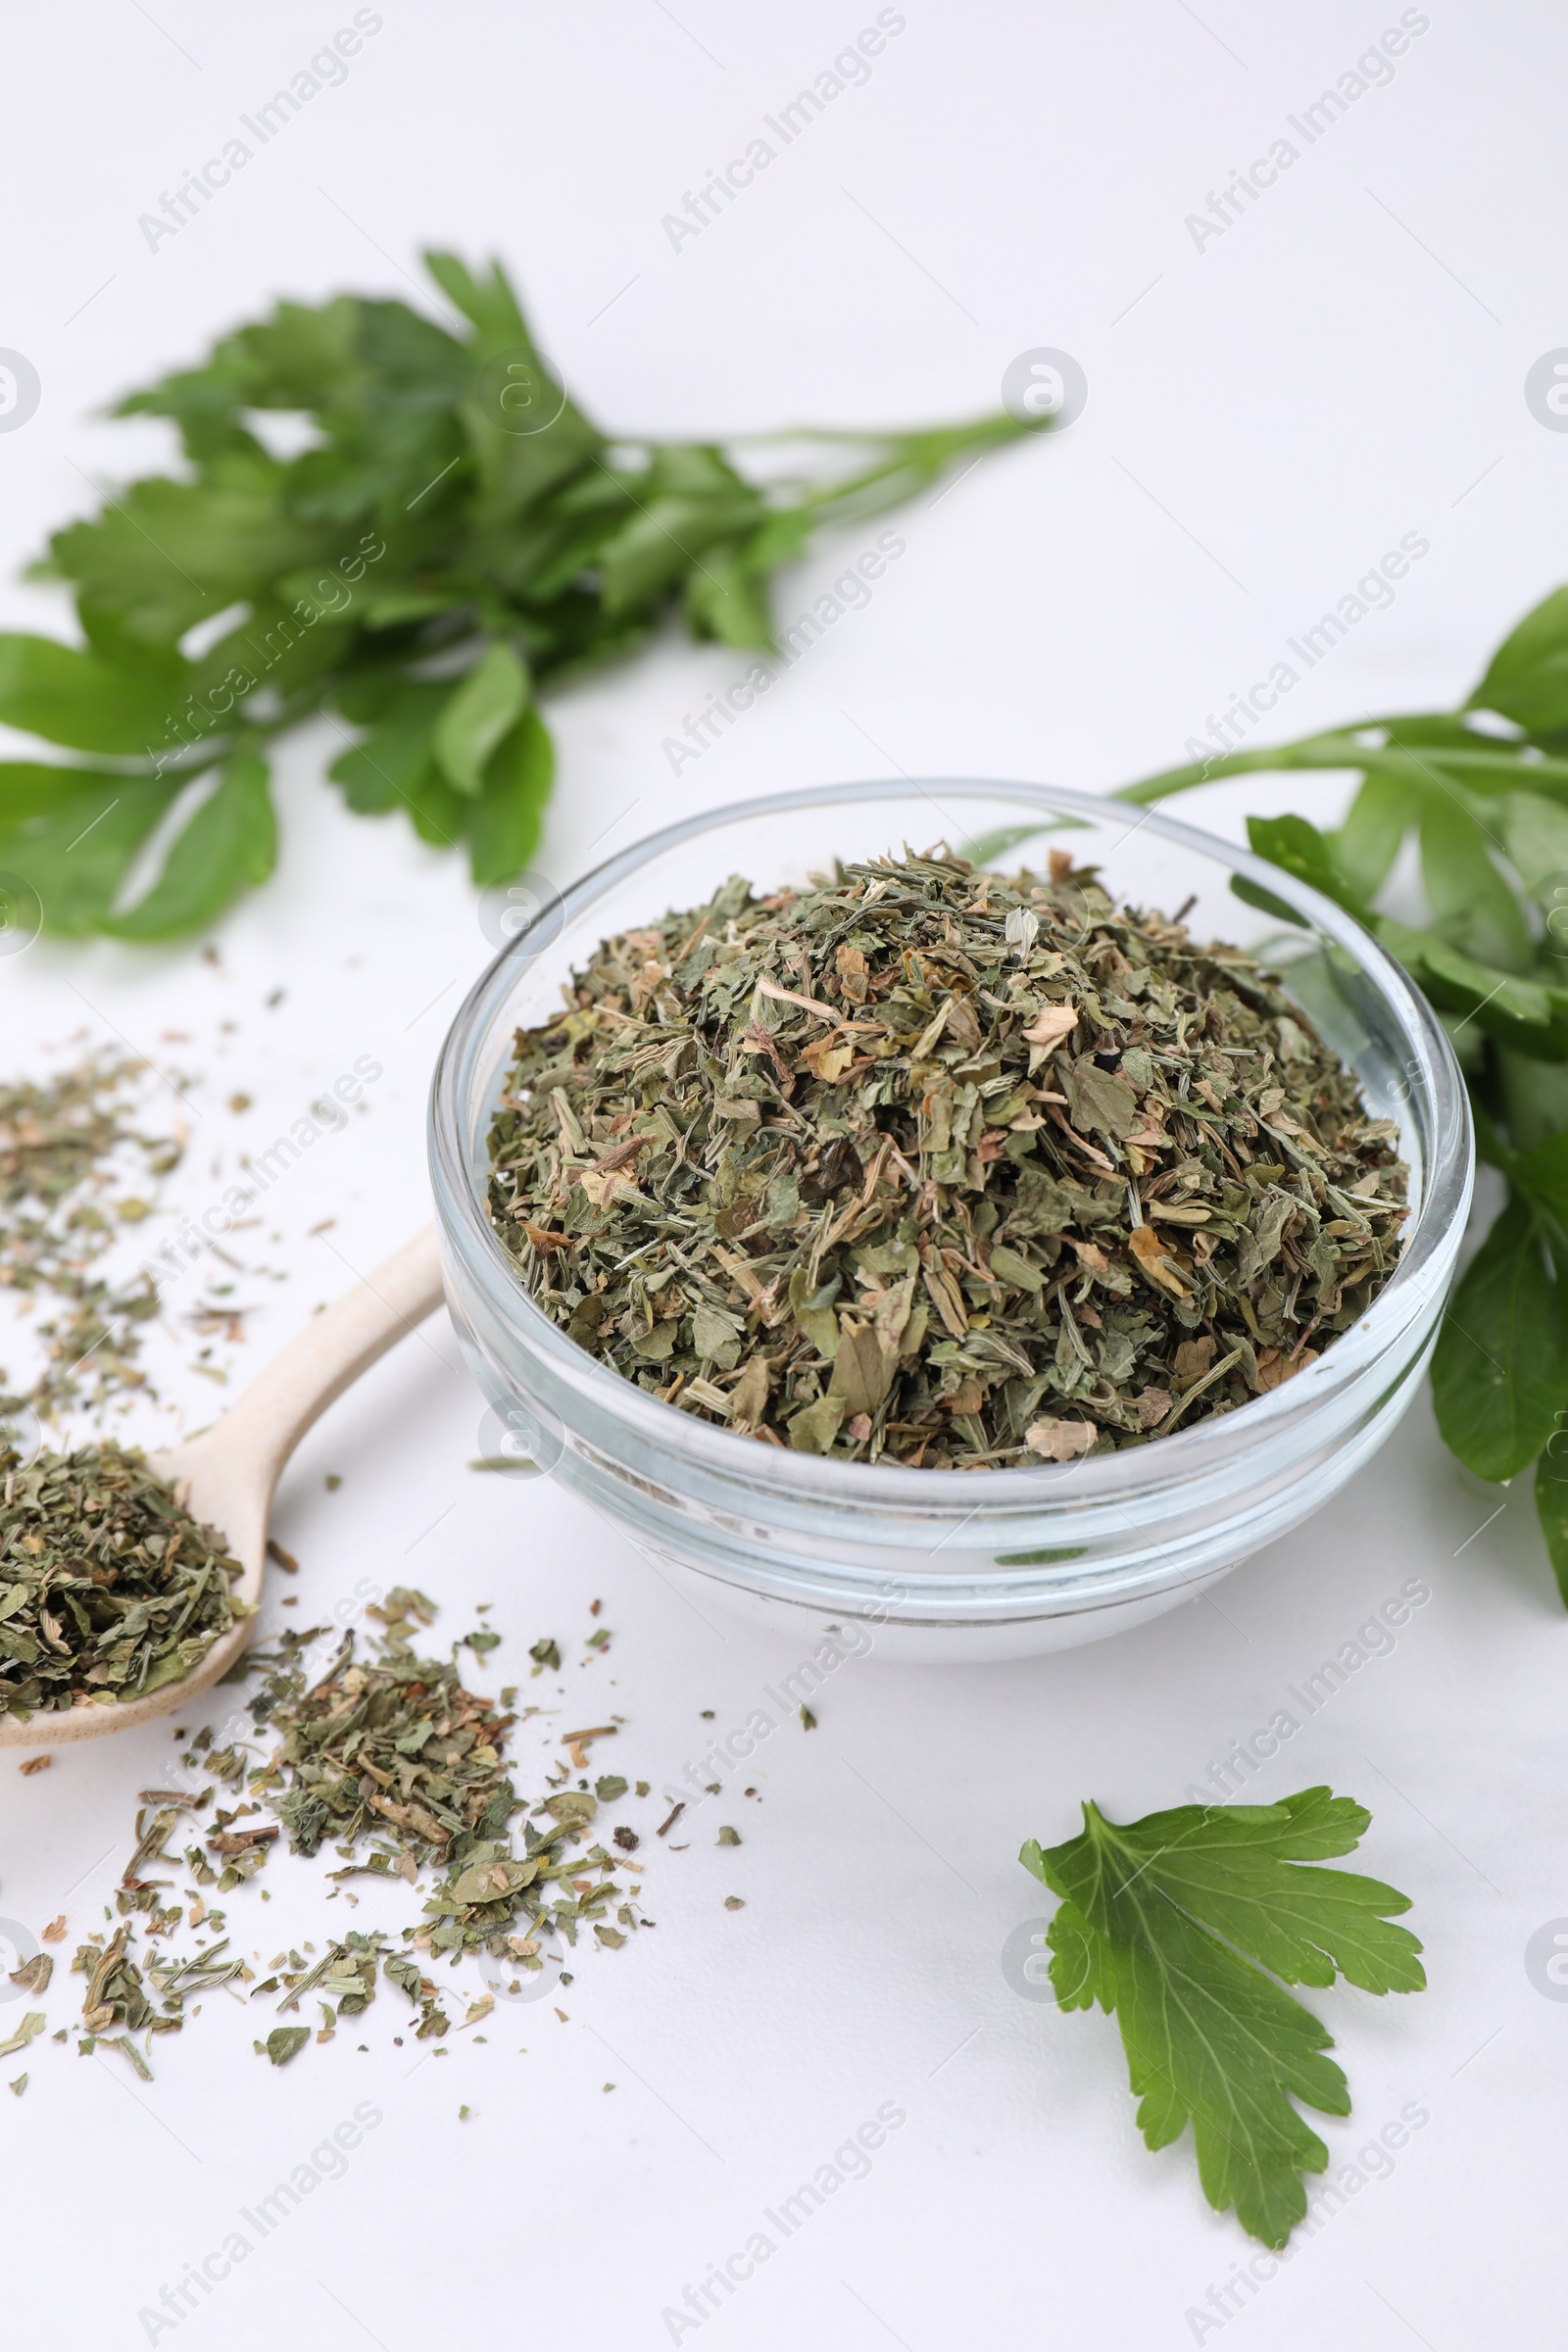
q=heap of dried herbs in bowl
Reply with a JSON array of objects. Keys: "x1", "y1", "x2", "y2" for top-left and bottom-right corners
[
  {"x1": 483, "y1": 851, "x2": 1408, "y2": 1467},
  {"x1": 0, "y1": 1444, "x2": 247, "y2": 1717}
]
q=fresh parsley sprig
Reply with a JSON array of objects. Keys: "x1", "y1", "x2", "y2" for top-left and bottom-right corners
[
  {"x1": 0, "y1": 251, "x2": 1036, "y2": 940},
  {"x1": 1118, "y1": 586, "x2": 1568, "y2": 1598},
  {"x1": 1022, "y1": 1787, "x2": 1424, "y2": 2249}
]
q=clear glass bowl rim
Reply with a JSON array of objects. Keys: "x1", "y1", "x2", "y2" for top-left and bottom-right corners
[{"x1": 428, "y1": 775, "x2": 1472, "y2": 1510}]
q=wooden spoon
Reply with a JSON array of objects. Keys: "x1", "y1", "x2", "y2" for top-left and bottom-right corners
[{"x1": 0, "y1": 1227, "x2": 446, "y2": 1749}]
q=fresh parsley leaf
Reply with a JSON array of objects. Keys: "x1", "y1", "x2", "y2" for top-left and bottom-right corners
[
  {"x1": 1332, "y1": 768, "x2": 1416, "y2": 900},
  {"x1": 0, "y1": 773, "x2": 177, "y2": 934},
  {"x1": 1469, "y1": 584, "x2": 1568, "y2": 735},
  {"x1": 1431, "y1": 1199, "x2": 1568, "y2": 1481},
  {"x1": 1513, "y1": 1130, "x2": 1568, "y2": 1231},
  {"x1": 1021, "y1": 1787, "x2": 1423, "y2": 2250},
  {"x1": 433, "y1": 641, "x2": 531, "y2": 798},
  {"x1": 106, "y1": 748, "x2": 276, "y2": 940},
  {"x1": 0, "y1": 634, "x2": 177, "y2": 754},
  {"x1": 467, "y1": 708, "x2": 553, "y2": 886},
  {"x1": 1230, "y1": 812, "x2": 1368, "y2": 926},
  {"x1": 1418, "y1": 793, "x2": 1534, "y2": 972},
  {"x1": 1498, "y1": 789, "x2": 1568, "y2": 906}
]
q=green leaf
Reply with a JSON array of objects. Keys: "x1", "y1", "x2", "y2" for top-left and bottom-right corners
[
  {"x1": 1243, "y1": 813, "x2": 1367, "y2": 916},
  {"x1": 327, "y1": 681, "x2": 449, "y2": 815},
  {"x1": 1230, "y1": 874, "x2": 1309, "y2": 927},
  {"x1": 1466, "y1": 1098, "x2": 1516, "y2": 1177},
  {"x1": 1332, "y1": 770, "x2": 1415, "y2": 901},
  {"x1": 736, "y1": 506, "x2": 821, "y2": 574},
  {"x1": 433, "y1": 642, "x2": 530, "y2": 797},
  {"x1": 45, "y1": 469, "x2": 324, "y2": 643},
  {"x1": 332, "y1": 687, "x2": 465, "y2": 843},
  {"x1": 1499, "y1": 1054, "x2": 1568, "y2": 1156},
  {"x1": 1469, "y1": 586, "x2": 1568, "y2": 734},
  {"x1": 438, "y1": 256, "x2": 606, "y2": 525},
  {"x1": 1387, "y1": 927, "x2": 1568, "y2": 1056},
  {"x1": 1417, "y1": 794, "x2": 1533, "y2": 972},
  {"x1": 1499, "y1": 790, "x2": 1568, "y2": 904},
  {"x1": 107, "y1": 750, "x2": 276, "y2": 939},
  {"x1": 400, "y1": 765, "x2": 468, "y2": 848},
  {"x1": 597, "y1": 447, "x2": 764, "y2": 612},
  {"x1": 0, "y1": 635, "x2": 179, "y2": 755},
  {"x1": 467, "y1": 708, "x2": 554, "y2": 885},
  {"x1": 1535, "y1": 1453, "x2": 1568, "y2": 1607},
  {"x1": 0, "y1": 763, "x2": 139, "y2": 824},
  {"x1": 684, "y1": 546, "x2": 776, "y2": 650},
  {"x1": 1510, "y1": 1133, "x2": 1568, "y2": 1241},
  {"x1": 76, "y1": 606, "x2": 190, "y2": 694},
  {"x1": 122, "y1": 297, "x2": 363, "y2": 429},
  {"x1": 0, "y1": 776, "x2": 177, "y2": 933},
  {"x1": 422, "y1": 250, "x2": 529, "y2": 355},
  {"x1": 1021, "y1": 1788, "x2": 1423, "y2": 2250},
  {"x1": 1431, "y1": 1199, "x2": 1568, "y2": 1479},
  {"x1": 232, "y1": 599, "x2": 355, "y2": 705}
]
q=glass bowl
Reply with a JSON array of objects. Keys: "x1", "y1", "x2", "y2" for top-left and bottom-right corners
[{"x1": 428, "y1": 779, "x2": 1472, "y2": 1663}]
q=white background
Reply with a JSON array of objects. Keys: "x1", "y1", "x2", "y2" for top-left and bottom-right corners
[{"x1": 2, "y1": 5, "x2": 1564, "y2": 2346}]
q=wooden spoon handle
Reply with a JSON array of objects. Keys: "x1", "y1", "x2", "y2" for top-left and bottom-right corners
[{"x1": 191, "y1": 1225, "x2": 447, "y2": 1503}]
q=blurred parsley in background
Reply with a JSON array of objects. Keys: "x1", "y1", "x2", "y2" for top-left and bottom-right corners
[{"x1": 0, "y1": 250, "x2": 1033, "y2": 939}]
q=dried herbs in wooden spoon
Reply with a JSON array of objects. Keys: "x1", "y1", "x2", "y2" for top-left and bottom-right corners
[{"x1": 0, "y1": 1443, "x2": 247, "y2": 1717}]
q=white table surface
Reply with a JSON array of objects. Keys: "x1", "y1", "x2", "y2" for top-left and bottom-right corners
[{"x1": 3, "y1": 6, "x2": 1564, "y2": 2345}]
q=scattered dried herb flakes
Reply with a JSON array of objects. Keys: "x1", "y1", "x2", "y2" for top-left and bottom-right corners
[
  {"x1": 45, "y1": 1591, "x2": 650, "y2": 2084},
  {"x1": 74, "y1": 1924, "x2": 161, "y2": 2038},
  {"x1": 0, "y1": 2011, "x2": 45, "y2": 2061},
  {"x1": 247, "y1": 1587, "x2": 514, "y2": 1875},
  {"x1": 0, "y1": 1444, "x2": 248, "y2": 1718},
  {"x1": 486, "y1": 853, "x2": 1408, "y2": 1463},
  {"x1": 249, "y1": 1592, "x2": 645, "y2": 1976},
  {"x1": 0, "y1": 1052, "x2": 181, "y2": 1430},
  {"x1": 261, "y1": 2026, "x2": 310, "y2": 2067}
]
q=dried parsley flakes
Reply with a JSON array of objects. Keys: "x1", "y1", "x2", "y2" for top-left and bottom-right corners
[
  {"x1": 485, "y1": 851, "x2": 1407, "y2": 1464},
  {"x1": 50, "y1": 1588, "x2": 650, "y2": 2082},
  {"x1": 0, "y1": 1052, "x2": 181, "y2": 1432},
  {"x1": 248, "y1": 1586, "x2": 514, "y2": 1874},
  {"x1": 247, "y1": 1589, "x2": 644, "y2": 1979},
  {"x1": 0, "y1": 1444, "x2": 247, "y2": 1717}
]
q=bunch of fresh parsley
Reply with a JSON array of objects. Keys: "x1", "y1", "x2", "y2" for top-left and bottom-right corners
[
  {"x1": 0, "y1": 251, "x2": 1033, "y2": 940},
  {"x1": 1119, "y1": 586, "x2": 1568, "y2": 1599}
]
